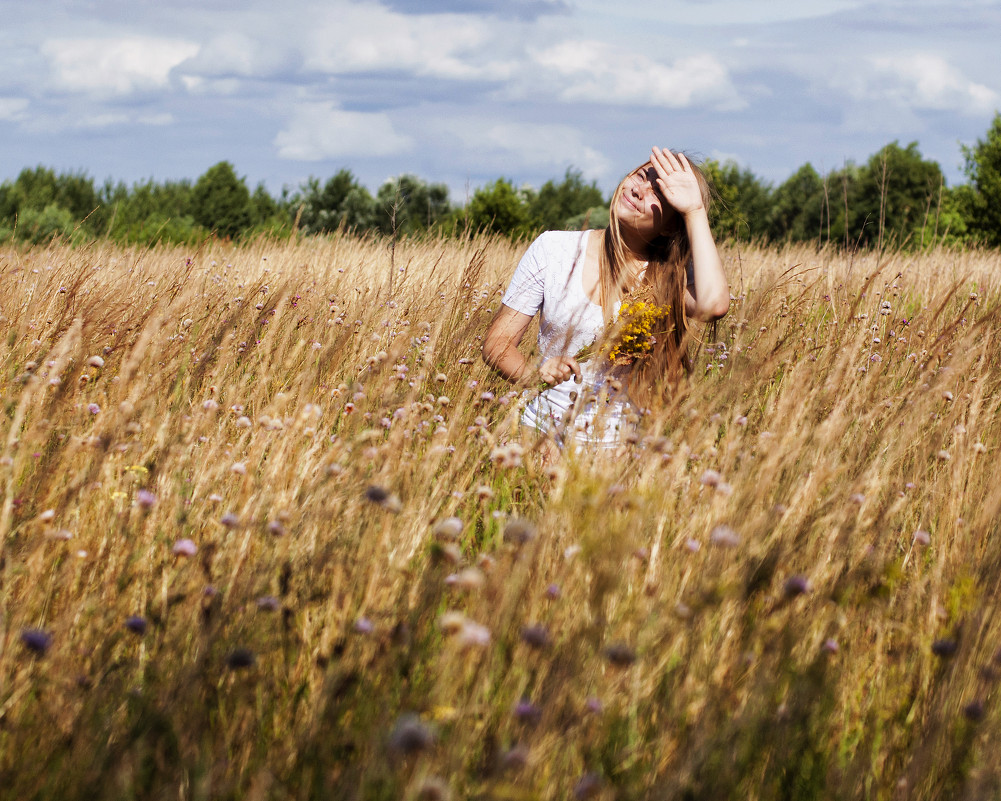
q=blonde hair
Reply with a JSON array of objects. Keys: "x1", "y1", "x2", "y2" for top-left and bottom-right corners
[{"x1": 598, "y1": 156, "x2": 713, "y2": 405}]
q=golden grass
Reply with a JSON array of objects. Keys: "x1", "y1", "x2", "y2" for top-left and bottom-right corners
[{"x1": 2, "y1": 233, "x2": 1001, "y2": 800}]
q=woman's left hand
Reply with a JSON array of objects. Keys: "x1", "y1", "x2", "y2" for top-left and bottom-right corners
[{"x1": 651, "y1": 147, "x2": 705, "y2": 217}]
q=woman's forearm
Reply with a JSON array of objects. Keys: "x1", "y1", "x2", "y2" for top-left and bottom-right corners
[
  {"x1": 683, "y1": 207, "x2": 729, "y2": 321},
  {"x1": 483, "y1": 340, "x2": 533, "y2": 383}
]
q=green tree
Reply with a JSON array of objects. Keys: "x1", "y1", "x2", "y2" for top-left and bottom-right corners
[
  {"x1": 526, "y1": 168, "x2": 605, "y2": 232},
  {"x1": 375, "y1": 174, "x2": 450, "y2": 235},
  {"x1": 961, "y1": 112, "x2": 1001, "y2": 247},
  {"x1": 849, "y1": 141, "x2": 947, "y2": 250},
  {"x1": 702, "y1": 159, "x2": 773, "y2": 241},
  {"x1": 191, "y1": 161, "x2": 253, "y2": 238},
  {"x1": 101, "y1": 178, "x2": 201, "y2": 245},
  {"x1": 0, "y1": 166, "x2": 104, "y2": 237},
  {"x1": 294, "y1": 170, "x2": 376, "y2": 234},
  {"x1": 768, "y1": 163, "x2": 829, "y2": 242},
  {"x1": 466, "y1": 178, "x2": 531, "y2": 236}
]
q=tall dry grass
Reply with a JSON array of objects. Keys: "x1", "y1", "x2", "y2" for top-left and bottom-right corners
[{"x1": 1, "y1": 232, "x2": 1001, "y2": 801}]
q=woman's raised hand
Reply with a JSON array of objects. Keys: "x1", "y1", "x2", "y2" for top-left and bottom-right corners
[
  {"x1": 538, "y1": 356, "x2": 582, "y2": 386},
  {"x1": 651, "y1": 147, "x2": 705, "y2": 217}
]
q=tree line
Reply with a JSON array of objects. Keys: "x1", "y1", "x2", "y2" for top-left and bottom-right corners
[{"x1": 3, "y1": 113, "x2": 1001, "y2": 249}]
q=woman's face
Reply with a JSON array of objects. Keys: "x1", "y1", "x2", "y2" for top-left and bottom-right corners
[{"x1": 615, "y1": 164, "x2": 675, "y2": 242}]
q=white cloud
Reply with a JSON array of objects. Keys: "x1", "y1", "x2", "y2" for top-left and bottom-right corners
[
  {"x1": 531, "y1": 41, "x2": 745, "y2": 110},
  {"x1": 41, "y1": 36, "x2": 200, "y2": 95},
  {"x1": 176, "y1": 32, "x2": 300, "y2": 79},
  {"x1": 274, "y1": 102, "x2": 414, "y2": 160},
  {"x1": 447, "y1": 119, "x2": 611, "y2": 177},
  {"x1": 862, "y1": 54, "x2": 1000, "y2": 116},
  {"x1": 0, "y1": 97, "x2": 29, "y2": 121},
  {"x1": 304, "y1": 5, "x2": 515, "y2": 81}
]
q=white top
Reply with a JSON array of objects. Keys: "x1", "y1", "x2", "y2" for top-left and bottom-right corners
[{"x1": 501, "y1": 230, "x2": 631, "y2": 447}]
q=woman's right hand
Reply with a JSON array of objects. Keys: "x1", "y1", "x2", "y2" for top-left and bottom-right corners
[{"x1": 538, "y1": 356, "x2": 582, "y2": 386}]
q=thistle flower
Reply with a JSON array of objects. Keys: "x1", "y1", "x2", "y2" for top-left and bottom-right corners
[
  {"x1": 433, "y1": 517, "x2": 464, "y2": 541},
  {"x1": 932, "y1": 638, "x2": 958, "y2": 658},
  {"x1": 389, "y1": 714, "x2": 436, "y2": 755},
  {"x1": 256, "y1": 596, "x2": 280, "y2": 611},
  {"x1": 172, "y1": 538, "x2": 197, "y2": 556},
  {"x1": 503, "y1": 518, "x2": 536, "y2": 545},
  {"x1": 783, "y1": 575, "x2": 810, "y2": 597},
  {"x1": 514, "y1": 698, "x2": 541, "y2": 724},
  {"x1": 913, "y1": 529, "x2": 931, "y2": 546},
  {"x1": 225, "y1": 648, "x2": 256, "y2": 669},
  {"x1": 709, "y1": 525, "x2": 740, "y2": 548},
  {"x1": 354, "y1": 617, "x2": 374, "y2": 634},
  {"x1": 445, "y1": 567, "x2": 485, "y2": 591},
  {"x1": 125, "y1": 616, "x2": 148, "y2": 635},
  {"x1": 603, "y1": 642, "x2": 637, "y2": 666},
  {"x1": 20, "y1": 628, "x2": 53, "y2": 654},
  {"x1": 220, "y1": 512, "x2": 239, "y2": 528},
  {"x1": 574, "y1": 773, "x2": 602, "y2": 800},
  {"x1": 87, "y1": 355, "x2": 105, "y2": 368},
  {"x1": 136, "y1": 489, "x2": 156, "y2": 509},
  {"x1": 520, "y1": 624, "x2": 551, "y2": 649}
]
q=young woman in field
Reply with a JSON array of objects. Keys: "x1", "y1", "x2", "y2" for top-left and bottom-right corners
[{"x1": 482, "y1": 146, "x2": 729, "y2": 452}]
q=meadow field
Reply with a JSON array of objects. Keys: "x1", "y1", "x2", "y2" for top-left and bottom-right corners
[{"x1": 1, "y1": 232, "x2": 1001, "y2": 800}]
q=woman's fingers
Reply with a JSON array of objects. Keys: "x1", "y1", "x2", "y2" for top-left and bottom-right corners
[
  {"x1": 652, "y1": 146, "x2": 683, "y2": 173},
  {"x1": 539, "y1": 356, "x2": 582, "y2": 385}
]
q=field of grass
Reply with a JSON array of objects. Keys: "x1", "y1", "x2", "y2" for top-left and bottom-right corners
[{"x1": 2, "y1": 232, "x2": 1001, "y2": 800}]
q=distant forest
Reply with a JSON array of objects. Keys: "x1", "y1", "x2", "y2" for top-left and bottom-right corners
[{"x1": 3, "y1": 113, "x2": 1001, "y2": 250}]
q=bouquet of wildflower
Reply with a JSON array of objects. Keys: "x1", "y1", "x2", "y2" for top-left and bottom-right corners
[{"x1": 575, "y1": 297, "x2": 673, "y2": 368}]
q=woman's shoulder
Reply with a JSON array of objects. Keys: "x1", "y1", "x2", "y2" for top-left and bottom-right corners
[{"x1": 526, "y1": 229, "x2": 590, "y2": 262}]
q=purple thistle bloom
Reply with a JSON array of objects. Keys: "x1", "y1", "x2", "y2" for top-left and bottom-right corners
[
  {"x1": 172, "y1": 538, "x2": 197, "y2": 557},
  {"x1": 225, "y1": 648, "x2": 256, "y2": 669},
  {"x1": 603, "y1": 642, "x2": 637, "y2": 666},
  {"x1": 389, "y1": 714, "x2": 436, "y2": 755},
  {"x1": 514, "y1": 698, "x2": 541, "y2": 724},
  {"x1": 220, "y1": 512, "x2": 239, "y2": 528},
  {"x1": 574, "y1": 773, "x2": 602, "y2": 800},
  {"x1": 932, "y1": 639, "x2": 959, "y2": 658},
  {"x1": 520, "y1": 624, "x2": 551, "y2": 649},
  {"x1": 20, "y1": 628, "x2": 52, "y2": 654},
  {"x1": 354, "y1": 617, "x2": 375, "y2": 635},
  {"x1": 266, "y1": 519, "x2": 286, "y2": 536},
  {"x1": 256, "y1": 596, "x2": 280, "y2": 612},
  {"x1": 125, "y1": 616, "x2": 148, "y2": 635},
  {"x1": 136, "y1": 489, "x2": 156, "y2": 509},
  {"x1": 783, "y1": 575, "x2": 811, "y2": 597}
]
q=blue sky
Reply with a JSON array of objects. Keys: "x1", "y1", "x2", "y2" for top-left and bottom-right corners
[{"x1": 1, "y1": 0, "x2": 998, "y2": 199}]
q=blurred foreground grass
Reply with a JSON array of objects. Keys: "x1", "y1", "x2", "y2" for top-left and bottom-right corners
[{"x1": 2, "y1": 233, "x2": 1001, "y2": 800}]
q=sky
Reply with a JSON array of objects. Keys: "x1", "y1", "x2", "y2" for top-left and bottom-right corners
[{"x1": 2, "y1": 0, "x2": 999, "y2": 201}]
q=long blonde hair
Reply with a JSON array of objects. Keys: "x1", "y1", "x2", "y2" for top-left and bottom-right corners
[{"x1": 598, "y1": 157, "x2": 712, "y2": 405}]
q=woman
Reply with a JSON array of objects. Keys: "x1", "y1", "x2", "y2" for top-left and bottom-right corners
[{"x1": 482, "y1": 146, "x2": 729, "y2": 451}]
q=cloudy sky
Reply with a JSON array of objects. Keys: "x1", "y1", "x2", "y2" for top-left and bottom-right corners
[{"x1": 1, "y1": 0, "x2": 998, "y2": 200}]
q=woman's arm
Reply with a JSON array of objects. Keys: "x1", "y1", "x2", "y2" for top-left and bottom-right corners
[
  {"x1": 681, "y1": 206, "x2": 730, "y2": 322},
  {"x1": 482, "y1": 305, "x2": 582, "y2": 385},
  {"x1": 650, "y1": 147, "x2": 730, "y2": 322}
]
